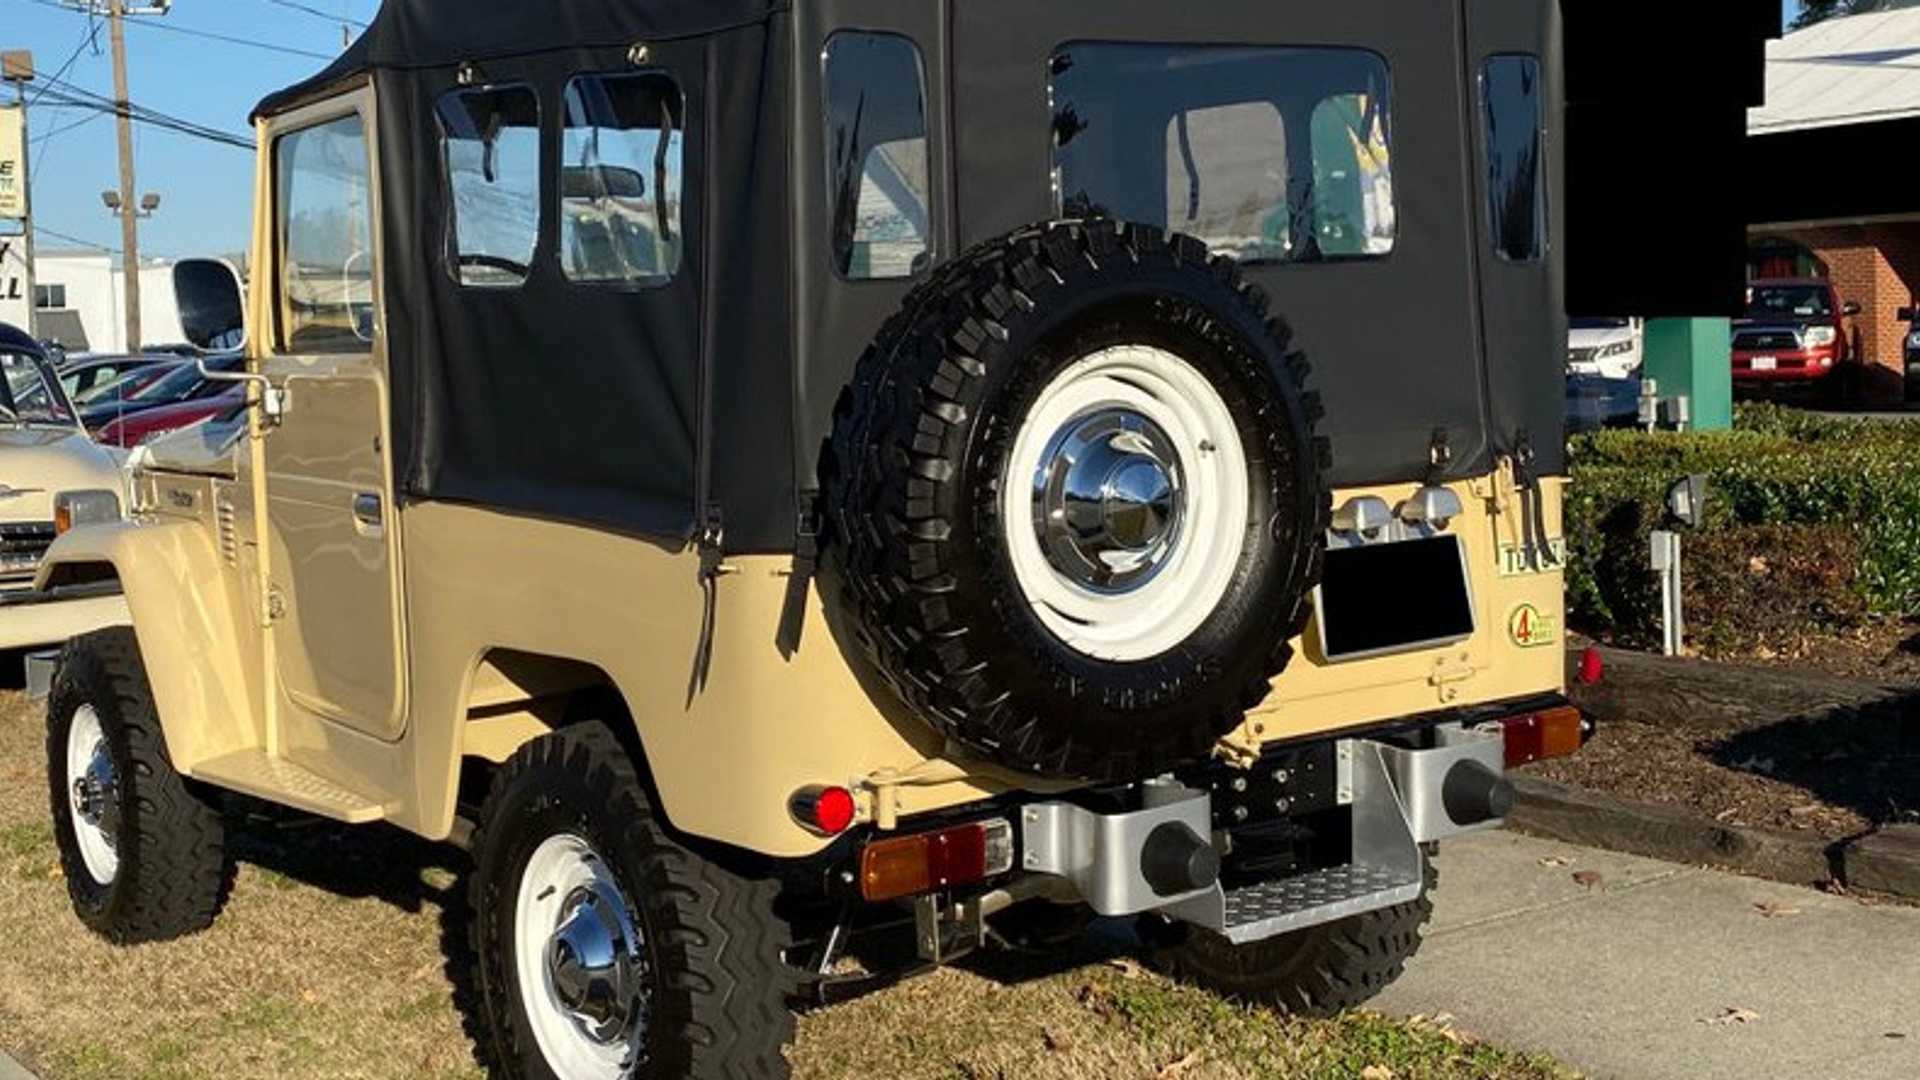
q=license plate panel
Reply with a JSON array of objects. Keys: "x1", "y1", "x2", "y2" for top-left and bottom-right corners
[
  {"x1": 1750, "y1": 356, "x2": 1777, "y2": 371},
  {"x1": 1313, "y1": 535, "x2": 1476, "y2": 663}
]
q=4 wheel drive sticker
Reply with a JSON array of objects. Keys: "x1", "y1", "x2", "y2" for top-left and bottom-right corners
[
  {"x1": 1498, "y1": 538, "x2": 1566, "y2": 577},
  {"x1": 1507, "y1": 603, "x2": 1558, "y2": 648}
]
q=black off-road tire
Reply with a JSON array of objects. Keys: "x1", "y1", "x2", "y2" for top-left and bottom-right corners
[
  {"x1": 46, "y1": 626, "x2": 232, "y2": 944},
  {"x1": 1156, "y1": 862, "x2": 1437, "y2": 1017},
  {"x1": 821, "y1": 219, "x2": 1330, "y2": 781},
  {"x1": 470, "y1": 722, "x2": 796, "y2": 1080}
]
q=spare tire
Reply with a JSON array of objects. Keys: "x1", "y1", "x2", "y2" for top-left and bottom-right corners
[{"x1": 820, "y1": 220, "x2": 1329, "y2": 781}]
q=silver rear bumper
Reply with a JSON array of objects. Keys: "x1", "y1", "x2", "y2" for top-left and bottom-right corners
[
  {"x1": 1021, "y1": 726, "x2": 1508, "y2": 946},
  {"x1": 24, "y1": 649, "x2": 58, "y2": 700}
]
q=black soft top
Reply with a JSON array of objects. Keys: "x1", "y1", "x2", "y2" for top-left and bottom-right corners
[
  {"x1": 0, "y1": 322, "x2": 43, "y2": 357},
  {"x1": 254, "y1": 0, "x2": 783, "y2": 119}
]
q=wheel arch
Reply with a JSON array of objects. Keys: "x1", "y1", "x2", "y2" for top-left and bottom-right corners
[{"x1": 36, "y1": 520, "x2": 263, "y2": 772}]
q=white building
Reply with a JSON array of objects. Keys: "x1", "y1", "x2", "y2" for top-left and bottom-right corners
[{"x1": 0, "y1": 245, "x2": 183, "y2": 354}]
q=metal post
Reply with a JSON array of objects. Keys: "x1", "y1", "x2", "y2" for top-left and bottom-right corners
[
  {"x1": 109, "y1": 0, "x2": 141, "y2": 351},
  {"x1": 1650, "y1": 529, "x2": 1683, "y2": 656},
  {"x1": 12, "y1": 79, "x2": 35, "y2": 339}
]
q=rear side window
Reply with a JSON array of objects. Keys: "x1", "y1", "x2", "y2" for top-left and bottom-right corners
[
  {"x1": 822, "y1": 31, "x2": 932, "y2": 280},
  {"x1": 1050, "y1": 43, "x2": 1396, "y2": 263},
  {"x1": 560, "y1": 72, "x2": 684, "y2": 286},
  {"x1": 275, "y1": 111, "x2": 377, "y2": 353},
  {"x1": 437, "y1": 85, "x2": 541, "y2": 287},
  {"x1": 1480, "y1": 54, "x2": 1546, "y2": 262}
]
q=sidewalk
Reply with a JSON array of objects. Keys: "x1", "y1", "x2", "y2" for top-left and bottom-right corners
[{"x1": 1379, "y1": 830, "x2": 1920, "y2": 1080}]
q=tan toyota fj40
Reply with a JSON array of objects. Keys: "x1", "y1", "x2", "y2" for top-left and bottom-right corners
[{"x1": 33, "y1": 2, "x2": 1588, "y2": 1076}]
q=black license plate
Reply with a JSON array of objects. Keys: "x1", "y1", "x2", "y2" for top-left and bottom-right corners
[{"x1": 1314, "y1": 535, "x2": 1475, "y2": 662}]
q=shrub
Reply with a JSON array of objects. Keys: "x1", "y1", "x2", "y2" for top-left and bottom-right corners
[{"x1": 1566, "y1": 403, "x2": 1920, "y2": 651}]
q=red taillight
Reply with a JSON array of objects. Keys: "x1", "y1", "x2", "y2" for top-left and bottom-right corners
[
  {"x1": 1501, "y1": 706, "x2": 1588, "y2": 768},
  {"x1": 1576, "y1": 646, "x2": 1604, "y2": 686},
  {"x1": 859, "y1": 819, "x2": 1015, "y2": 902},
  {"x1": 790, "y1": 785, "x2": 857, "y2": 835}
]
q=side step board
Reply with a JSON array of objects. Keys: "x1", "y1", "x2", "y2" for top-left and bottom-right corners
[{"x1": 191, "y1": 750, "x2": 391, "y2": 824}]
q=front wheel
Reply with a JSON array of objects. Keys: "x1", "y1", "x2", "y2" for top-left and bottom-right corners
[
  {"x1": 470, "y1": 723, "x2": 796, "y2": 1080},
  {"x1": 1154, "y1": 862, "x2": 1436, "y2": 1017},
  {"x1": 46, "y1": 626, "x2": 232, "y2": 944}
]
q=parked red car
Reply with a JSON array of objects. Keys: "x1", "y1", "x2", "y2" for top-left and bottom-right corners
[
  {"x1": 1731, "y1": 278, "x2": 1859, "y2": 390},
  {"x1": 93, "y1": 385, "x2": 245, "y2": 449}
]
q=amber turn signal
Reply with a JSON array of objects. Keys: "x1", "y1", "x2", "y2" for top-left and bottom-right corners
[
  {"x1": 859, "y1": 818, "x2": 1014, "y2": 902},
  {"x1": 1501, "y1": 705, "x2": 1588, "y2": 768}
]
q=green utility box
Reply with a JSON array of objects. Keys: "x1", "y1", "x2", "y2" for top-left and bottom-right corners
[{"x1": 1643, "y1": 317, "x2": 1732, "y2": 431}]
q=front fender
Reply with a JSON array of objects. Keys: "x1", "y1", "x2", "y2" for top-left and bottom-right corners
[{"x1": 36, "y1": 520, "x2": 261, "y2": 772}]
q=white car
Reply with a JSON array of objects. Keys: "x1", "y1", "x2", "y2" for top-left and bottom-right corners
[
  {"x1": 1567, "y1": 316, "x2": 1643, "y2": 381},
  {"x1": 0, "y1": 326, "x2": 131, "y2": 652}
]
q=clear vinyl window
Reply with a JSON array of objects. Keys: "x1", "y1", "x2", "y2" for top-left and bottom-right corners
[
  {"x1": 437, "y1": 85, "x2": 541, "y2": 287},
  {"x1": 822, "y1": 31, "x2": 932, "y2": 279},
  {"x1": 1480, "y1": 54, "x2": 1546, "y2": 262},
  {"x1": 560, "y1": 72, "x2": 684, "y2": 286},
  {"x1": 1050, "y1": 42, "x2": 1395, "y2": 263},
  {"x1": 275, "y1": 111, "x2": 377, "y2": 352}
]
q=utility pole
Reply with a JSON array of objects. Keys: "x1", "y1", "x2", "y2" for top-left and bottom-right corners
[
  {"x1": 108, "y1": 0, "x2": 140, "y2": 350},
  {"x1": 62, "y1": 0, "x2": 169, "y2": 351}
]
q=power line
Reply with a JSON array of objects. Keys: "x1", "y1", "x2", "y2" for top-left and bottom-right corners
[
  {"x1": 260, "y1": 0, "x2": 367, "y2": 30},
  {"x1": 32, "y1": 224, "x2": 119, "y2": 253},
  {"x1": 31, "y1": 73, "x2": 254, "y2": 150},
  {"x1": 26, "y1": 17, "x2": 101, "y2": 107},
  {"x1": 25, "y1": 0, "x2": 337, "y2": 61},
  {"x1": 31, "y1": 109, "x2": 106, "y2": 145}
]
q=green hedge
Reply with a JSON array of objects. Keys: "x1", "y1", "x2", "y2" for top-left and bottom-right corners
[{"x1": 1567, "y1": 404, "x2": 1920, "y2": 651}]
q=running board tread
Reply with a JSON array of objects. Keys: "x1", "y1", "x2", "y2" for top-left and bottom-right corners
[{"x1": 191, "y1": 750, "x2": 389, "y2": 823}]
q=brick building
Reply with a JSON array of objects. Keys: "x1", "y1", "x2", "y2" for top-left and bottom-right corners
[{"x1": 1748, "y1": 9, "x2": 1920, "y2": 404}]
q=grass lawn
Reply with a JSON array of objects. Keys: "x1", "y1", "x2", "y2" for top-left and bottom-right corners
[{"x1": 0, "y1": 687, "x2": 1575, "y2": 1079}]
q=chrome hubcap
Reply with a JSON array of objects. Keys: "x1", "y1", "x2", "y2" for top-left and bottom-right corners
[
  {"x1": 547, "y1": 884, "x2": 645, "y2": 1044},
  {"x1": 1031, "y1": 408, "x2": 1185, "y2": 593},
  {"x1": 71, "y1": 742, "x2": 120, "y2": 840}
]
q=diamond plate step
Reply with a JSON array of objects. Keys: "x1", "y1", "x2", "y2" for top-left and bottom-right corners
[
  {"x1": 192, "y1": 750, "x2": 389, "y2": 823},
  {"x1": 1217, "y1": 862, "x2": 1424, "y2": 944}
]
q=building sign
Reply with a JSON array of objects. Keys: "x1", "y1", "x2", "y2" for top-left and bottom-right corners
[
  {"x1": 0, "y1": 239, "x2": 27, "y2": 332},
  {"x1": 0, "y1": 106, "x2": 23, "y2": 220}
]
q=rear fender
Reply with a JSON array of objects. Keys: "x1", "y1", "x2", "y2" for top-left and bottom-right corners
[{"x1": 35, "y1": 520, "x2": 261, "y2": 771}]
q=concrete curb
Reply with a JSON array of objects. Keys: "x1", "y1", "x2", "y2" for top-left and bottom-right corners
[
  {"x1": 1507, "y1": 776, "x2": 1920, "y2": 898},
  {"x1": 0, "y1": 1051, "x2": 40, "y2": 1080}
]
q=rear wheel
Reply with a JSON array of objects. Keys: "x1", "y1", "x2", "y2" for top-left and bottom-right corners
[
  {"x1": 1154, "y1": 862, "x2": 1436, "y2": 1017},
  {"x1": 46, "y1": 626, "x2": 231, "y2": 944},
  {"x1": 470, "y1": 723, "x2": 796, "y2": 1080}
]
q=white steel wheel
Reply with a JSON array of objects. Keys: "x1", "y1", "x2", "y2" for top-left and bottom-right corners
[
  {"x1": 1002, "y1": 343, "x2": 1251, "y2": 662},
  {"x1": 65, "y1": 704, "x2": 121, "y2": 886},
  {"x1": 513, "y1": 833, "x2": 652, "y2": 1079}
]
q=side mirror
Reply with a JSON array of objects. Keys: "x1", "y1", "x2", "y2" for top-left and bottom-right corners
[
  {"x1": 1842, "y1": 300, "x2": 1862, "y2": 317},
  {"x1": 173, "y1": 258, "x2": 247, "y2": 353}
]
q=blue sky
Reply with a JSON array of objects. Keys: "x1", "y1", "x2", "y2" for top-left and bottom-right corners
[
  {"x1": 5, "y1": 0, "x2": 376, "y2": 260},
  {"x1": 6, "y1": 0, "x2": 1809, "y2": 261}
]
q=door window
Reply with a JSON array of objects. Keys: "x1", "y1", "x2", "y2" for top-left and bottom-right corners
[
  {"x1": 275, "y1": 111, "x2": 377, "y2": 353},
  {"x1": 560, "y1": 72, "x2": 684, "y2": 285},
  {"x1": 1050, "y1": 43, "x2": 1395, "y2": 263},
  {"x1": 437, "y1": 85, "x2": 541, "y2": 287},
  {"x1": 822, "y1": 31, "x2": 932, "y2": 279},
  {"x1": 1480, "y1": 54, "x2": 1546, "y2": 262}
]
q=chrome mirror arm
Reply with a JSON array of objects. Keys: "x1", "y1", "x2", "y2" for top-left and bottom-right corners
[{"x1": 196, "y1": 360, "x2": 288, "y2": 424}]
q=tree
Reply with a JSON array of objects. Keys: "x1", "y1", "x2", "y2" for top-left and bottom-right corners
[{"x1": 1792, "y1": 0, "x2": 1917, "y2": 29}]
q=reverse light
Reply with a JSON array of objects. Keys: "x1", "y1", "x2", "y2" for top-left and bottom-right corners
[
  {"x1": 789, "y1": 785, "x2": 857, "y2": 836},
  {"x1": 53, "y1": 490, "x2": 121, "y2": 535},
  {"x1": 1501, "y1": 705, "x2": 1589, "y2": 768},
  {"x1": 859, "y1": 818, "x2": 1015, "y2": 902}
]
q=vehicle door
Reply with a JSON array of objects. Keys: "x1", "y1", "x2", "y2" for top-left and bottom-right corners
[{"x1": 259, "y1": 88, "x2": 408, "y2": 740}]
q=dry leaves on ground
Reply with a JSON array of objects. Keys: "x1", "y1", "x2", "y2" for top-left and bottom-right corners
[
  {"x1": 1571, "y1": 870, "x2": 1604, "y2": 889},
  {"x1": 1700, "y1": 1007, "x2": 1761, "y2": 1026},
  {"x1": 1753, "y1": 900, "x2": 1801, "y2": 918}
]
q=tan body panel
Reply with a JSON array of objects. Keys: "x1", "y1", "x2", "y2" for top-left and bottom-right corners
[{"x1": 35, "y1": 516, "x2": 263, "y2": 771}]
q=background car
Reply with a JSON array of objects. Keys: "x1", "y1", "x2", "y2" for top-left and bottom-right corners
[
  {"x1": 53, "y1": 354, "x2": 173, "y2": 404},
  {"x1": 1732, "y1": 278, "x2": 1859, "y2": 396},
  {"x1": 69, "y1": 360, "x2": 187, "y2": 409},
  {"x1": 0, "y1": 321, "x2": 130, "y2": 650},
  {"x1": 92, "y1": 384, "x2": 247, "y2": 450},
  {"x1": 1567, "y1": 316, "x2": 1643, "y2": 380},
  {"x1": 77, "y1": 353, "x2": 243, "y2": 435}
]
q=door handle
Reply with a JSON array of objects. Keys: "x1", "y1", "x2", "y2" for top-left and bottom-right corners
[{"x1": 352, "y1": 493, "x2": 383, "y2": 528}]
